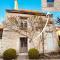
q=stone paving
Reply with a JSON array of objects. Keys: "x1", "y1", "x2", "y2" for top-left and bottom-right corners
[
  {"x1": 0, "y1": 54, "x2": 60, "y2": 60},
  {"x1": 0, "y1": 58, "x2": 60, "y2": 60}
]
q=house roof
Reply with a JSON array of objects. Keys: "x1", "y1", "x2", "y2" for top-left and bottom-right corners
[{"x1": 6, "y1": 10, "x2": 47, "y2": 16}]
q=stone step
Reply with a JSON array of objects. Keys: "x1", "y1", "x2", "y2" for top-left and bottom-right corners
[
  {"x1": 18, "y1": 53, "x2": 28, "y2": 59},
  {"x1": 18, "y1": 53, "x2": 28, "y2": 55}
]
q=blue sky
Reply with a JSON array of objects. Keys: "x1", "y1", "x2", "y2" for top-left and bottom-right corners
[{"x1": 0, "y1": 0, "x2": 60, "y2": 24}]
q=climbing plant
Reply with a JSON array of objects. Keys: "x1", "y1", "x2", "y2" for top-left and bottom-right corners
[{"x1": 4, "y1": 14, "x2": 49, "y2": 50}]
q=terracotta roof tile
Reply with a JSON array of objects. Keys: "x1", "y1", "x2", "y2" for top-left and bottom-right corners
[{"x1": 6, "y1": 10, "x2": 46, "y2": 16}]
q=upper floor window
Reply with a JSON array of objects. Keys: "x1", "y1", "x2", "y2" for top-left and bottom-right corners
[
  {"x1": 0, "y1": 28, "x2": 3, "y2": 39},
  {"x1": 20, "y1": 21, "x2": 27, "y2": 30},
  {"x1": 47, "y1": 0, "x2": 54, "y2": 7},
  {"x1": 19, "y1": 16, "x2": 28, "y2": 30}
]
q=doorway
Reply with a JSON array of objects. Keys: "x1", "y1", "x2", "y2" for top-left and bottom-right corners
[{"x1": 20, "y1": 37, "x2": 28, "y2": 53}]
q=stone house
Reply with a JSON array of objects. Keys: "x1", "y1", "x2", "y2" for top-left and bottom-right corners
[
  {"x1": 0, "y1": 0, "x2": 59, "y2": 55},
  {"x1": 0, "y1": 10, "x2": 59, "y2": 55}
]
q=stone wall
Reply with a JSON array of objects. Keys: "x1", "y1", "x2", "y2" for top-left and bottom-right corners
[
  {"x1": 0, "y1": 12, "x2": 59, "y2": 55},
  {"x1": 0, "y1": 28, "x2": 20, "y2": 55}
]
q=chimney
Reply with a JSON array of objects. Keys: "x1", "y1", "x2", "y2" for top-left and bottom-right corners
[{"x1": 14, "y1": 0, "x2": 18, "y2": 10}]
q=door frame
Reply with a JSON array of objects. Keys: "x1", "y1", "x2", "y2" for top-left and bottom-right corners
[{"x1": 20, "y1": 37, "x2": 28, "y2": 53}]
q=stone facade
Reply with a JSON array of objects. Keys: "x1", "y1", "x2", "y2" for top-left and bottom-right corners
[{"x1": 0, "y1": 10, "x2": 59, "y2": 55}]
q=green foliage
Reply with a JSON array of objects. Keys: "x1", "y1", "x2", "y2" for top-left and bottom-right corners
[
  {"x1": 3, "y1": 48, "x2": 17, "y2": 60},
  {"x1": 28, "y1": 48, "x2": 39, "y2": 59}
]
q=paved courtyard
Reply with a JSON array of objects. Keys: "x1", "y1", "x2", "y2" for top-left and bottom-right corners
[
  {"x1": 0, "y1": 58, "x2": 60, "y2": 60},
  {"x1": 0, "y1": 53, "x2": 60, "y2": 60},
  {"x1": 0, "y1": 55, "x2": 60, "y2": 60}
]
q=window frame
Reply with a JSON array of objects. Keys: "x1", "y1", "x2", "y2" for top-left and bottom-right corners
[
  {"x1": 58, "y1": 35, "x2": 60, "y2": 40},
  {"x1": 0, "y1": 28, "x2": 3, "y2": 39},
  {"x1": 47, "y1": 0, "x2": 54, "y2": 2},
  {"x1": 20, "y1": 21, "x2": 27, "y2": 30},
  {"x1": 47, "y1": 0, "x2": 54, "y2": 7}
]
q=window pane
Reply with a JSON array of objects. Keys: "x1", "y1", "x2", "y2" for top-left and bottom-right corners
[
  {"x1": 20, "y1": 22, "x2": 23, "y2": 29},
  {"x1": 21, "y1": 22, "x2": 23, "y2": 27},
  {"x1": 0, "y1": 29, "x2": 3, "y2": 39},
  {"x1": 47, "y1": 0, "x2": 54, "y2": 2},
  {"x1": 58, "y1": 35, "x2": 60, "y2": 40},
  {"x1": 24, "y1": 22, "x2": 27, "y2": 28},
  {"x1": 20, "y1": 21, "x2": 27, "y2": 30},
  {"x1": 47, "y1": 2, "x2": 54, "y2": 7},
  {"x1": 47, "y1": 0, "x2": 54, "y2": 7}
]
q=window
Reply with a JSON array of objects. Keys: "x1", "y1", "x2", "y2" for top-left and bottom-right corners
[
  {"x1": 47, "y1": 0, "x2": 54, "y2": 2},
  {"x1": 20, "y1": 21, "x2": 27, "y2": 30},
  {"x1": 0, "y1": 28, "x2": 3, "y2": 39},
  {"x1": 58, "y1": 35, "x2": 60, "y2": 40},
  {"x1": 47, "y1": 0, "x2": 54, "y2": 7}
]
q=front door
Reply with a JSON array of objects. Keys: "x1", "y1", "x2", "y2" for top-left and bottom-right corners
[{"x1": 20, "y1": 37, "x2": 27, "y2": 53}]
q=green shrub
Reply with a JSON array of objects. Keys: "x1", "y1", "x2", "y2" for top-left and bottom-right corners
[
  {"x1": 3, "y1": 48, "x2": 17, "y2": 60},
  {"x1": 28, "y1": 48, "x2": 39, "y2": 59}
]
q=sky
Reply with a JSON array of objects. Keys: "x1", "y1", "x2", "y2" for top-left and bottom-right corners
[{"x1": 0, "y1": 0, "x2": 60, "y2": 24}]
